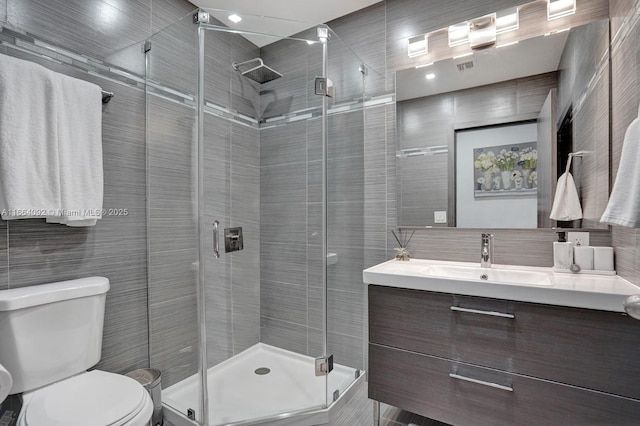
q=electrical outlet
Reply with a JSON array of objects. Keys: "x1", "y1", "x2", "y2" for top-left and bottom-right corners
[
  {"x1": 434, "y1": 211, "x2": 447, "y2": 224},
  {"x1": 567, "y1": 231, "x2": 590, "y2": 247}
]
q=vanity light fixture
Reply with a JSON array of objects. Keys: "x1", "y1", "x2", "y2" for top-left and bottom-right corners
[
  {"x1": 408, "y1": 34, "x2": 428, "y2": 58},
  {"x1": 496, "y1": 7, "x2": 519, "y2": 34},
  {"x1": 228, "y1": 13, "x2": 242, "y2": 23},
  {"x1": 425, "y1": 73, "x2": 436, "y2": 80},
  {"x1": 469, "y1": 14, "x2": 496, "y2": 49},
  {"x1": 547, "y1": 0, "x2": 576, "y2": 21},
  {"x1": 448, "y1": 22, "x2": 469, "y2": 47}
]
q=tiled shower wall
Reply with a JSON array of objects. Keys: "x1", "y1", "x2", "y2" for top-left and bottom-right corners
[
  {"x1": 0, "y1": 0, "x2": 196, "y2": 375},
  {"x1": 258, "y1": 33, "x2": 368, "y2": 369}
]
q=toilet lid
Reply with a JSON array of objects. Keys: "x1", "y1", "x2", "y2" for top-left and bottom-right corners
[{"x1": 25, "y1": 370, "x2": 147, "y2": 426}]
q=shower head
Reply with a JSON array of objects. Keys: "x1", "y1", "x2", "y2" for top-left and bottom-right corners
[{"x1": 232, "y1": 58, "x2": 282, "y2": 84}]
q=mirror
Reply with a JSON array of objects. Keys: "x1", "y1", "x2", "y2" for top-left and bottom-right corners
[{"x1": 396, "y1": 19, "x2": 610, "y2": 229}]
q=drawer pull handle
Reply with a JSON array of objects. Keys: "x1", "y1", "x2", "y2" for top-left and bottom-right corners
[
  {"x1": 449, "y1": 373, "x2": 514, "y2": 392},
  {"x1": 450, "y1": 306, "x2": 514, "y2": 319}
]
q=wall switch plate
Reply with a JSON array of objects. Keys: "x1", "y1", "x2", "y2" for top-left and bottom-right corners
[
  {"x1": 567, "y1": 231, "x2": 589, "y2": 247},
  {"x1": 434, "y1": 211, "x2": 447, "y2": 224}
]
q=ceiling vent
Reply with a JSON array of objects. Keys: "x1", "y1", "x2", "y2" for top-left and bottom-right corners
[
  {"x1": 469, "y1": 14, "x2": 496, "y2": 49},
  {"x1": 456, "y1": 61, "x2": 474, "y2": 72}
]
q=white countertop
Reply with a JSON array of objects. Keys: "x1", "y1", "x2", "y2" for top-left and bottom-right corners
[{"x1": 363, "y1": 258, "x2": 640, "y2": 313}]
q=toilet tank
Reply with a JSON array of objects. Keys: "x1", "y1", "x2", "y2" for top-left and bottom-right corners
[{"x1": 0, "y1": 277, "x2": 110, "y2": 394}]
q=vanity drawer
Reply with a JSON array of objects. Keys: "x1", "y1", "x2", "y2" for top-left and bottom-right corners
[
  {"x1": 369, "y1": 285, "x2": 640, "y2": 399},
  {"x1": 369, "y1": 343, "x2": 640, "y2": 426}
]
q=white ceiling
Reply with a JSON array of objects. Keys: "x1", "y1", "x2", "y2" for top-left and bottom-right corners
[{"x1": 190, "y1": 0, "x2": 383, "y2": 46}]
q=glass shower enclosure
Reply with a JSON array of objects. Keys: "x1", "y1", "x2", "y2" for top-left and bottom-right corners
[{"x1": 146, "y1": 9, "x2": 366, "y2": 426}]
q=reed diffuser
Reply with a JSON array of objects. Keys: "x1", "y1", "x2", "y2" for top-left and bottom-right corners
[{"x1": 391, "y1": 229, "x2": 414, "y2": 261}]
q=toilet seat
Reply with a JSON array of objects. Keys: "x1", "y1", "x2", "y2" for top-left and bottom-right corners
[{"x1": 19, "y1": 370, "x2": 153, "y2": 426}]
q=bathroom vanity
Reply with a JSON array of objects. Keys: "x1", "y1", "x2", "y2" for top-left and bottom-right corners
[{"x1": 364, "y1": 259, "x2": 640, "y2": 425}]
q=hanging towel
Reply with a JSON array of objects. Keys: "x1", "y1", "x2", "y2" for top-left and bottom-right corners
[
  {"x1": 46, "y1": 72, "x2": 103, "y2": 226},
  {"x1": 550, "y1": 154, "x2": 583, "y2": 221},
  {"x1": 600, "y1": 104, "x2": 640, "y2": 227},
  {"x1": 0, "y1": 54, "x2": 103, "y2": 226},
  {"x1": 0, "y1": 54, "x2": 62, "y2": 220}
]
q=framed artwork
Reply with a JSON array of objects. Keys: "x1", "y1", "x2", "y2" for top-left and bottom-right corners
[{"x1": 473, "y1": 141, "x2": 537, "y2": 198}]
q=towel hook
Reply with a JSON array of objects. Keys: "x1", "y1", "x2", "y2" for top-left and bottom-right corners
[
  {"x1": 101, "y1": 90, "x2": 114, "y2": 104},
  {"x1": 568, "y1": 150, "x2": 590, "y2": 158}
]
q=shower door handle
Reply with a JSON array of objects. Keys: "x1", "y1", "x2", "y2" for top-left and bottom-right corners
[{"x1": 213, "y1": 220, "x2": 220, "y2": 259}]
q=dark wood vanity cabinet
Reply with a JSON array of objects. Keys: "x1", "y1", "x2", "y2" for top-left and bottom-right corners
[{"x1": 368, "y1": 285, "x2": 640, "y2": 425}]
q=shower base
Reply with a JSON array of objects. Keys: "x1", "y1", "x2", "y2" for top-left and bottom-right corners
[{"x1": 163, "y1": 343, "x2": 364, "y2": 426}]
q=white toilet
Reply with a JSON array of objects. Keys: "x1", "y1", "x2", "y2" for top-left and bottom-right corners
[{"x1": 0, "y1": 277, "x2": 154, "y2": 426}]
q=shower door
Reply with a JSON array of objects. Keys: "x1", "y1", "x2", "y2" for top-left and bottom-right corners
[
  {"x1": 145, "y1": 11, "x2": 206, "y2": 424},
  {"x1": 197, "y1": 14, "x2": 332, "y2": 424},
  {"x1": 147, "y1": 8, "x2": 366, "y2": 426}
]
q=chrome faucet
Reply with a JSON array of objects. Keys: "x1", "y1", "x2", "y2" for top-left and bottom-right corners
[{"x1": 481, "y1": 233, "x2": 493, "y2": 268}]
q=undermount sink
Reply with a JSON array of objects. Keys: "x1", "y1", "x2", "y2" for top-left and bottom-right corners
[{"x1": 421, "y1": 264, "x2": 553, "y2": 286}]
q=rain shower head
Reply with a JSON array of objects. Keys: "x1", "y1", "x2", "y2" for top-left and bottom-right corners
[{"x1": 232, "y1": 58, "x2": 282, "y2": 84}]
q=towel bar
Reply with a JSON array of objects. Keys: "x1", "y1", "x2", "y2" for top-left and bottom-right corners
[{"x1": 101, "y1": 90, "x2": 114, "y2": 104}]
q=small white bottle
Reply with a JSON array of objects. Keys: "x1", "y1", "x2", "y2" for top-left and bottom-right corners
[{"x1": 553, "y1": 231, "x2": 573, "y2": 270}]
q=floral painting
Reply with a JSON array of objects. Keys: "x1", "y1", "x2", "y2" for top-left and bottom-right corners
[{"x1": 473, "y1": 141, "x2": 537, "y2": 198}]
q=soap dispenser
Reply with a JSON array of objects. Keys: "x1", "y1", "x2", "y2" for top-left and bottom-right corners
[{"x1": 553, "y1": 231, "x2": 573, "y2": 270}]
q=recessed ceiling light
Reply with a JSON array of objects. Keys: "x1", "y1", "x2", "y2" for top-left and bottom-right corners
[
  {"x1": 425, "y1": 73, "x2": 436, "y2": 80},
  {"x1": 228, "y1": 13, "x2": 242, "y2": 24}
]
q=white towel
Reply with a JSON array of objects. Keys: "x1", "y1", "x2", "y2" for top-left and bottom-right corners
[
  {"x1": 47, "y1": 72, "x2": 103, "y2": 226},
  {"x1": 550, "y1": 154, "x2": 583, "y2": 221},
  {"x1": 600, "y1": 104, "x2": 640, "y2": 227},
  {"x1": 0, "y1": 54, "x2": 61, "y2": 219},
  {"x1": 0, "y1": 54, "x2": 103, "y2": 227}
]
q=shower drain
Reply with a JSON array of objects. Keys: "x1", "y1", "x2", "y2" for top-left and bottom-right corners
[{"x1": 254, "y1": 367, "x2": 271, "y2": 375}]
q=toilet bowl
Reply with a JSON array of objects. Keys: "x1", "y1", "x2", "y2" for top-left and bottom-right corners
[
  {"x1": 17, "y1": 371, "x2": 153, "y2": 426},
  {"x1": 0, "y1": 277, "x2": 154, "y2": 426}
]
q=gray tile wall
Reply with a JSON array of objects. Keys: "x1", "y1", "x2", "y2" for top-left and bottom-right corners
[
  {"x1": 258, "y1": 34, "x2": 321, "y2": 357},
  {"x1": 610, "y1": 0, "x2": 640, "y2": 286},
  {"x1": 258, "y1": 31, "x2": 367, "y2": 369},
  {"x1": 557, "y1": 19, "x2": 611, "y2": 229},
  {"x1": 147, "y1": 95, "x2": 198, "y2": 387},
  {"x1": 0, "y1": 0, "x2": 196, "y2": 376}
]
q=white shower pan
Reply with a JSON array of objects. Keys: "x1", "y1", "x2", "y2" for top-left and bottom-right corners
[{"x1": 163, "y1": 343, "x2": 364, "y2": 426}]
